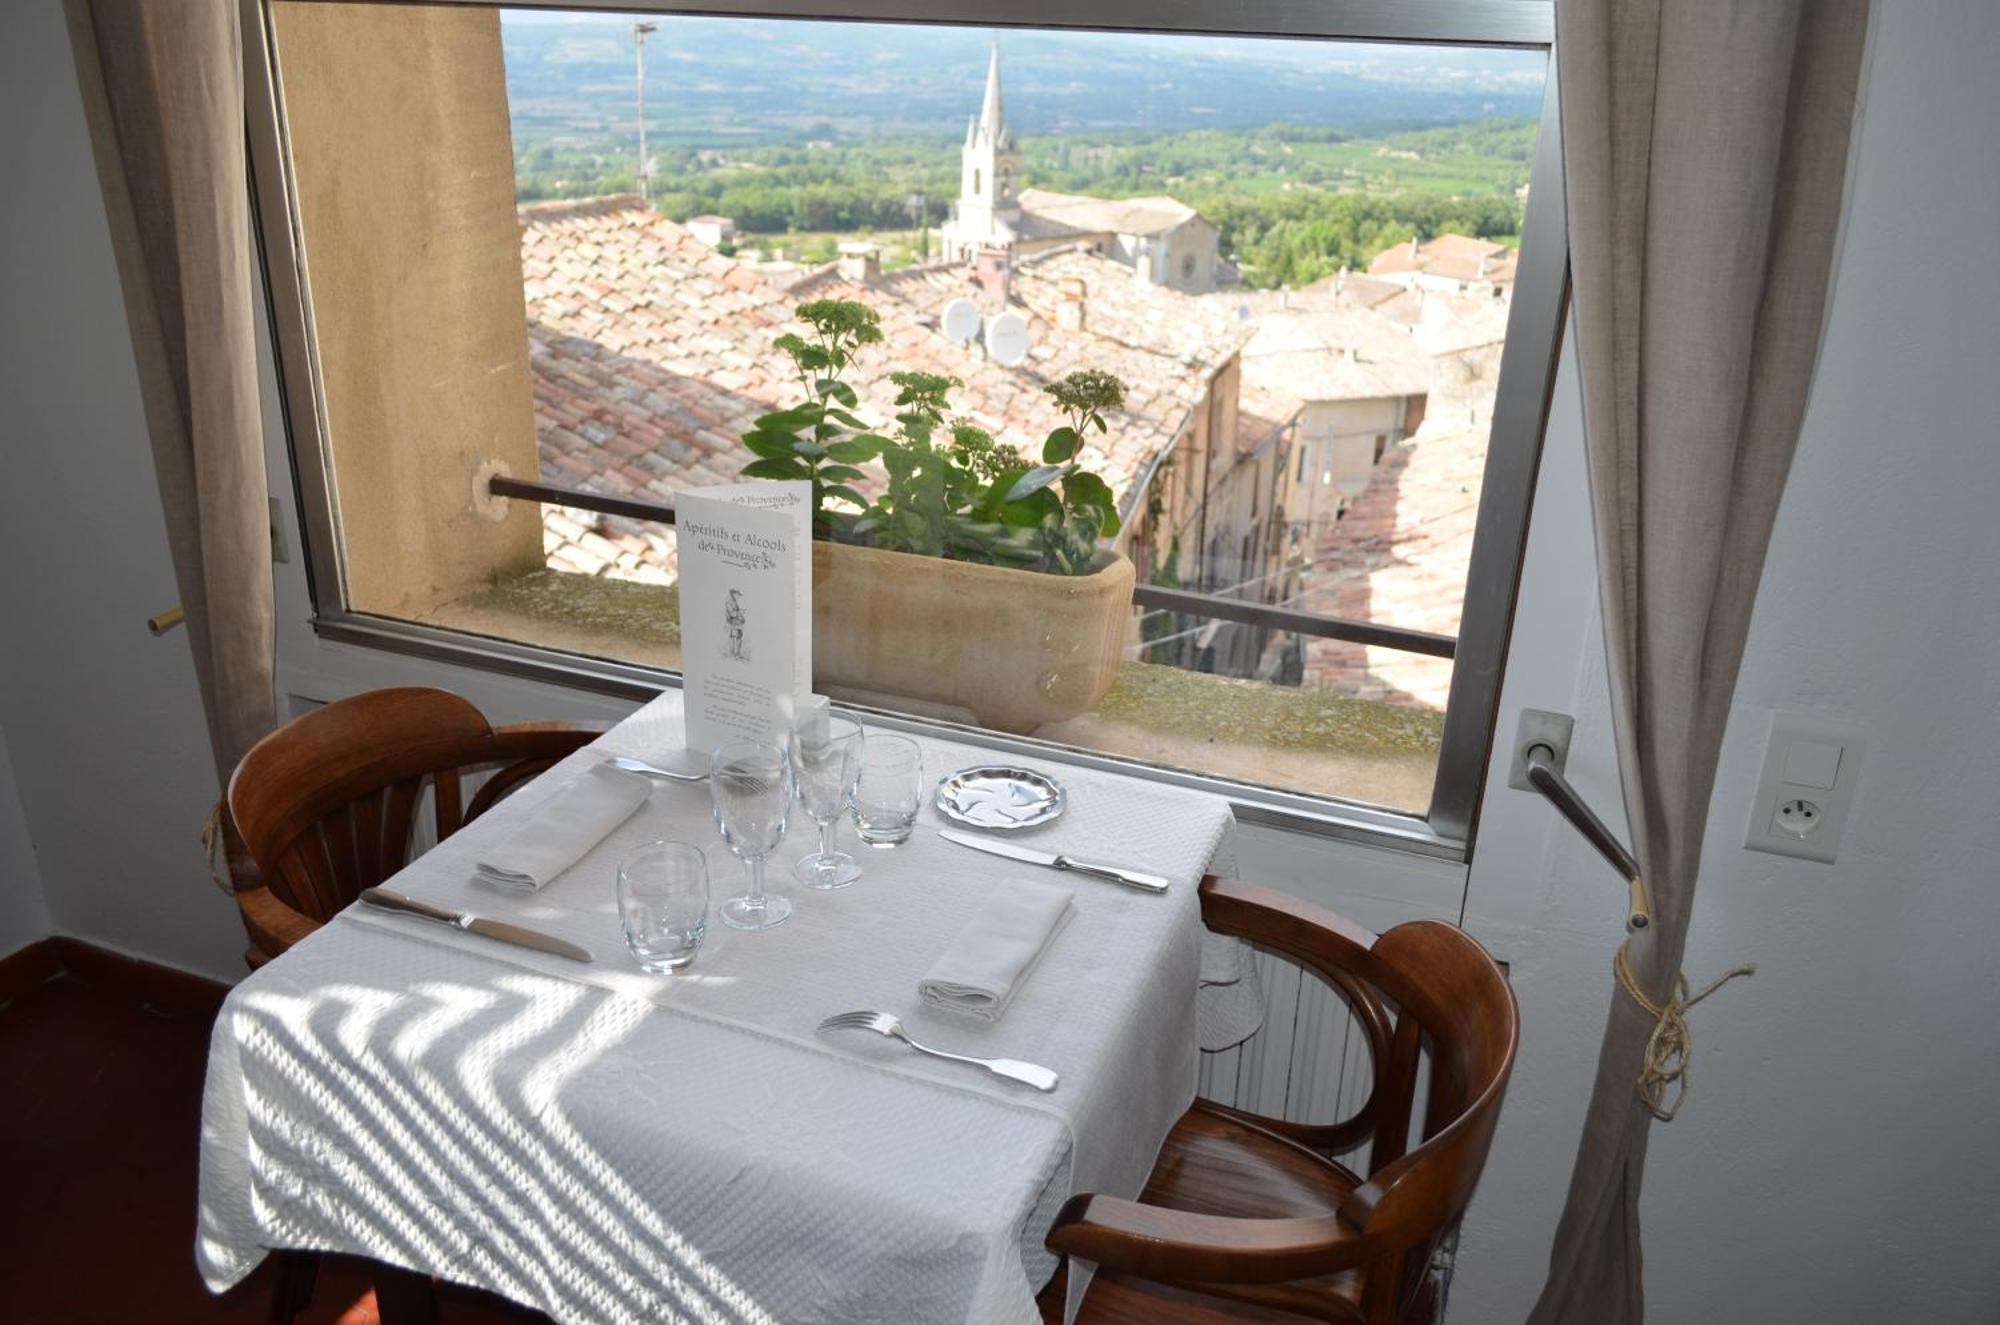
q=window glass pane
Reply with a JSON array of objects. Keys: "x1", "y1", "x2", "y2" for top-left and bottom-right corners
[{"x1": 270, "y1": 3, "x2": 1546, "y2": 815}]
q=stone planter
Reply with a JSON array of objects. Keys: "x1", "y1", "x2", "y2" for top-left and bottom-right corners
[{"x1": 812, "y1": 540, "x2": 1134, "y2": 734}]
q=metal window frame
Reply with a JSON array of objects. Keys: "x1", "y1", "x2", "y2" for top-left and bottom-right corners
[{"x1": 242, "y1": 0, "x2": 1566, "y2": 863}]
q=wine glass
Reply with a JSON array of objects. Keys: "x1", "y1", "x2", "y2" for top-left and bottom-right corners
[
  {"x1": 790, "y1": 712, "x2": 865, "y2": 889},
  {"x1": 710, "y1": 738, "x2": 792, "y2": 931}
]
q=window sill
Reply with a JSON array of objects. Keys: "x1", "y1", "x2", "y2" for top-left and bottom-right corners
[{"x1": 337, "y1": 567, "x2": 1461, "y2": 859}]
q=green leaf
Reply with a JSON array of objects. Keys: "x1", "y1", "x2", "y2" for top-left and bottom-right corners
[
  {"x1": 825, "y1": 437, "x2": 884, "y2": 463},
  {"x1": 818, "y1": 464, "x2": 868, "y2": 483},
  {"x1": 740, "y1": 457, "x2": 810, "y2": 481},
  {"x1": 824, "y1": 408, "x2": 872, "y2": 431},
  {"x1": 815, "y1": 379, "x2": 860, "y2": 408},
  {"x1": 1041, "y1": 426, "x2": 1082, "y2": 464},
  {"x1": 792, "y1": 441, "x2": 826, "y2": 458},
  {"x1": 742, "y1": 430, "x2": 804, "y2": 462},
  {"x1": 999, "y1": 488, "x2": 1062, "y2": 528},
  {"x1": 980, "y1": 467, "x2": 1029, "y2": 517},
  {"x1": 1004, "y1": 463, "x2": 1072, "y2": 504},
  {"x1": 825, "y1": 483, "x2": 872, "y2": 510},
  {"x1": 850, "y1": 512, "x2": 883, "y2": 535},
  {"x1": 1063, "y1": 470, "x2": 1119, "y2": 529},
  {"x1": 753, "y1": 406, "x2": 816, "y2": 432}
]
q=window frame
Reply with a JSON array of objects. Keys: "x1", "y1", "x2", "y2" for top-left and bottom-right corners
[{"x1": 241, "y1": 0, "x2": 1567, "y2": 863}]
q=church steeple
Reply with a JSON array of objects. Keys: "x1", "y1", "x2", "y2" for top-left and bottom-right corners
[
  {"x1": 977, "y1": 41, "x2": 1008, "y2": 148},
  {"x1": 942, "y1": 41, "x2": 1023, "y2": 264}
]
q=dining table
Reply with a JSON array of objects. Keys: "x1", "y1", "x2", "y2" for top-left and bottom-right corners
[{"x1": 196, "y1": 690, "x2": 1256, "y2": 1325}]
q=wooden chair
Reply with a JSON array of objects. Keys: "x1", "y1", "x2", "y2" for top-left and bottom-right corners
[
  {"x1": 226, "y1": 687, "x2": 604, "y2": 969},
  {"x1": 1038, "y1": 877, "x2": 1518, "y2": 1324}
]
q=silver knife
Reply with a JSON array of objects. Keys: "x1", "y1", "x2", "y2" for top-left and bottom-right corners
[
  {"x1": 358, "y1": 887, "x2": 595, "y2": 963},
  {"x1": 937, "y1": 828, "x2": 1170, "y2": 894}
]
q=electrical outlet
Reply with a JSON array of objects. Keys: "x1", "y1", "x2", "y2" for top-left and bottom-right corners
[{"x1": 1745, "y1": 714, "x2": 1864, "y2": 863}]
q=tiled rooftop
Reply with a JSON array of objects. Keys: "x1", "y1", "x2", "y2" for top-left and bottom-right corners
[
  {"x1": 1016, "y1": 188, "x2": 1202, "y2": 237},
  {"x1": 518, "y1": 197, "x2": 1246, "y2": 580},
  {"x1": 1368, "y1": 232, "x2": 1517, "y2": 287}
]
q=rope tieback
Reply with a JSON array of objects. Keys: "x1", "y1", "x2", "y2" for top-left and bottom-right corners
[
  {"x1": 1613, "y1": 937, "x2": 1756, "y2": 1122},
  {"x1": 202, "y1": 801, "x2": 237, "y2": 898}
]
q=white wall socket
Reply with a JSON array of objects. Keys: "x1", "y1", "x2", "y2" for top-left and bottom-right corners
[{"x1": 1744, "y1": 712, "x2": 1866, "y2": 864}]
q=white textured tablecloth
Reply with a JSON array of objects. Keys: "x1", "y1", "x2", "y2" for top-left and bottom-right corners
[{"x1": 198, "y1": 692, "x2": 1242, "y2": 1324}]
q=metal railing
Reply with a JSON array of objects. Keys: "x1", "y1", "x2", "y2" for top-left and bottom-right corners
[{"x1": 488, "y1": 474, "x2": 1457, "y2": 660}]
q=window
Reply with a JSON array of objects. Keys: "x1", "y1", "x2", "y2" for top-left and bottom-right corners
[{"x1": 248, "y1": 0, "x2": 1563, "y2": 855}]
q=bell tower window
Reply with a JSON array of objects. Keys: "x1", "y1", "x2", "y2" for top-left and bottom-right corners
[{"x1": 974, "y1": 168, "x2": 982, "y2": 197}]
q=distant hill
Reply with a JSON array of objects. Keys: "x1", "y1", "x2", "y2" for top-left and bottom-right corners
[{"x1": 500, "y1": 12, "x2": 1547, "y2": 149}]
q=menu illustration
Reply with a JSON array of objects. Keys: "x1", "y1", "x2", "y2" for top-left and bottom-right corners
[{"x1": 675, "y1": 480, "x2": 812, "y2": 754}]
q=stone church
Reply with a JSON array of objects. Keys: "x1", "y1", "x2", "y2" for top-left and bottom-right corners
[{"x1": 938, "y1": 45, "x2": 1224, "y2": 295}]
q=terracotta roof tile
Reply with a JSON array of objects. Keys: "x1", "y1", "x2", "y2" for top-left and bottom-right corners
[{"x1": 518, "y1": 199, "x2": 1245, "y2": 582}]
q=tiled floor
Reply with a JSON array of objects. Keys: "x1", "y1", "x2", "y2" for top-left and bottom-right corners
[{"x1": 0, "y1": 962, "x2": 533, "y2": 1325}]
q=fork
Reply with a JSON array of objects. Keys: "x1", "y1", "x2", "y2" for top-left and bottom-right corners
[
  {"x1": 816, "y1": 1011, "x2": 1059, "y2": 1092},
  {"x1": 606, "y1": 754, "x2": 710, "y2": 783}
]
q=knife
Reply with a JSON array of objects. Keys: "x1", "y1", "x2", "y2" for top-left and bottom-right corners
[
  {"x1": 358, "y1": 887, "x2": 595, "y2": 963},
  {"x1": 937, "y1": 828, "x2": 1170, "y2": 894}
]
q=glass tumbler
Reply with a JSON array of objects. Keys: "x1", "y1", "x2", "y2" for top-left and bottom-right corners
[
  {"x1": 617, "y1": 840, "x2": 709, "y2": 972},
  {"x1": 852, "y1": 734, "x2": 923, "y2": 846}
]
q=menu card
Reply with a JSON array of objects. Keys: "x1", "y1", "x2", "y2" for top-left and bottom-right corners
[{"x1": 676, "y1": 480, "x2": 812, "y2": 754}]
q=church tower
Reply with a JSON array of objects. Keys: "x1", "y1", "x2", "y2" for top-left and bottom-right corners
[{"x1": 944, "y1": 43, "x2": 1022, "y2": 262}]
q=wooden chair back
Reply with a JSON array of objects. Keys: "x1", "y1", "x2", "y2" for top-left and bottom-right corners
[
  {"x1": 227, "y1": 687, "x2": 595, "y2": 928},
  {"x1": 1199, "y1": 880, "x2": 1519, "y2": 1320},
  {"x1": 1047, "y1": 879, "x2": 1516, "y2": 1323}
]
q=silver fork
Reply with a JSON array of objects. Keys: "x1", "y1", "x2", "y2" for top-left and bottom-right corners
[
  {"x1": 606, "y1": 754, "x2": 709, "y2": 783},
  {"x1": 816, "y1": 1011, "x2": 1059, "y2": 1092}
]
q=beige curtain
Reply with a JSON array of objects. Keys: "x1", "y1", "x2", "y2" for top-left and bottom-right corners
[
  {"x1": 1532, "y1": 2, "x2": 1871, "y2": 1320},
  {"x1": 65, "y1": 0, "x2": 275, "y2": 782}
]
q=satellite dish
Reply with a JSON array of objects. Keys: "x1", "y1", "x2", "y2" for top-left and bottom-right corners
[
  {"x1": 986, "y1": 311, "x2": 1031, "y2": 368},
  {"x1": 941, "y1": 298, "x2": 981, "y2": 346}
]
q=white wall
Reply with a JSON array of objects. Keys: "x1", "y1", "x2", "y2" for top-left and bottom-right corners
[
  {"x1": 0, "y1": 0, "x2": 243, "y2": 977},
  {"x1": 1451, "y1": 5, "x2": 2000, "y2": 1321}
]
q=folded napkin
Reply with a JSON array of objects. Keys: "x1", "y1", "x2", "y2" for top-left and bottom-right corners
[
  {"x1": 919, "y1": 880, "x2": 1076, "y2": 1022},
  {"x1": 473, "y1": 761, "x2": 651, "y2": 893}
]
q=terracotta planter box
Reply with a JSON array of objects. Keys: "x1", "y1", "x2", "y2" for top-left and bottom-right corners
[{"x1": 812, "y1": 540, "x2": 1134, "y2": 734}]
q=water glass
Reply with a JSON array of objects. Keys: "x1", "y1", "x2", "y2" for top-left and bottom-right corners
[
  {"x1": 617, "y1": 841, "x2": 709, "y2": 972},
  {"x1": 711, "y1": 738, "x2": 793, "y2": 930},
  {"x1": 852, "y1": 734, "x2": 923, "y2": 846},
  {"x1": 791, "y1": 712, "x2": 865, "y2": 889}
]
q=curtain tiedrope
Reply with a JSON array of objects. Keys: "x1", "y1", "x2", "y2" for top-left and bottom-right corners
[
  {"x1": 1611, "y1": 941, "x2": 1756, "y2": 1123},
  {"x1": 202, "y1": 802, "x2": 235, "y2": 898}
]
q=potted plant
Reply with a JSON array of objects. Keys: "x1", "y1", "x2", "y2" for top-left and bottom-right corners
[{"x1": 736, "y1": 300, "x2": 1136, "y2": 732}]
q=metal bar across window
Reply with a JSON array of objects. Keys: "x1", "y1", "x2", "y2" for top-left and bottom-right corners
[{"x1": 487, "y1": 474, "x2": 1458, "y2": 659}]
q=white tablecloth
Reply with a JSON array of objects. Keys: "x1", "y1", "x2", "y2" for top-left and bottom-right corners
[{"x1": 198, "y1": 692, "x2": 1243, "y2": 1324}]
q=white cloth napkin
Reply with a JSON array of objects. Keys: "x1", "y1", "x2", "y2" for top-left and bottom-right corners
[
  {"x1": 919, "y1": 879, "x2": 1077, "y2": 1022},
  {"x1": 472, "y1": 760, "x2": 651, "y2": 893}
]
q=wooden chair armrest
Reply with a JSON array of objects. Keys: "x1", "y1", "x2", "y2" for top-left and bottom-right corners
[
  {"x1": 1199, "y1": 875, "x2": 1391, "y2": 989},
  {"x1": 1047, "y1": 1192, "x2": 1372, "y2": 1285},
  {"x1": 237, "y1": 884, "x2": 320, "y2": 963}
]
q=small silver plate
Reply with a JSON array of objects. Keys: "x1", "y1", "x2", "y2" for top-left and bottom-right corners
[{"x1": 935, "y1": 765, "x2": 1067, "y2": 830}]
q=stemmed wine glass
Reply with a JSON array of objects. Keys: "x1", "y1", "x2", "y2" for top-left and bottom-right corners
[
  {"x1": 790, "y1": 712, "x2": 865, "y2": 889},
  {"x1": 710, "y1": 738, "x2": 792, "y2": 931}
]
